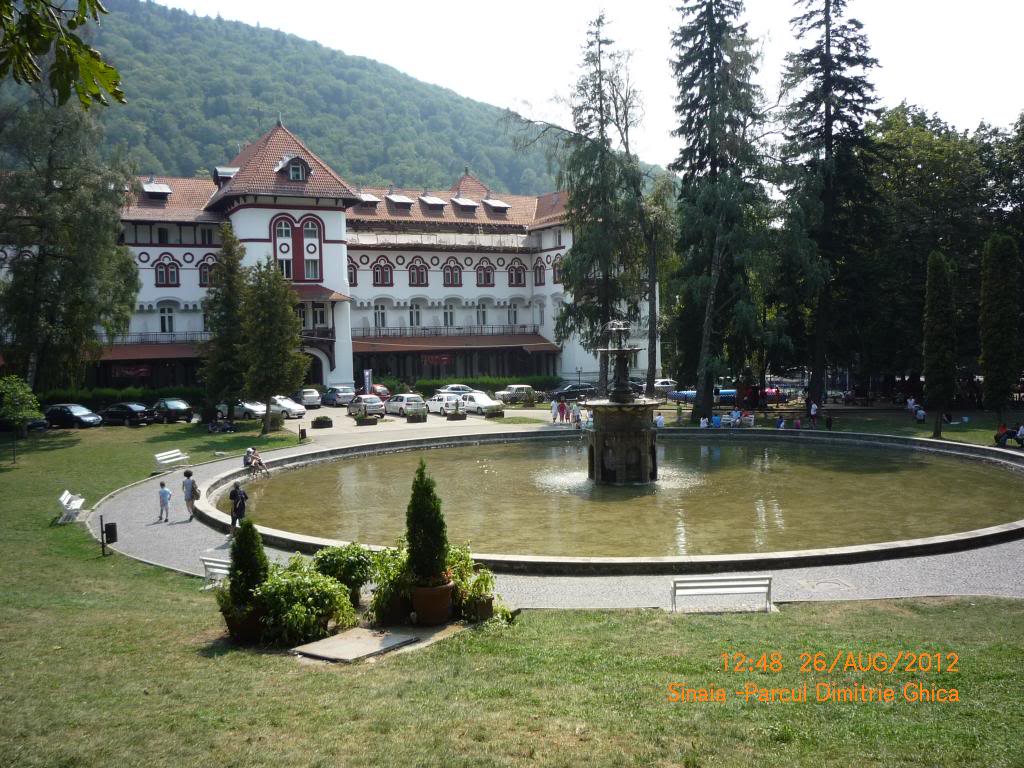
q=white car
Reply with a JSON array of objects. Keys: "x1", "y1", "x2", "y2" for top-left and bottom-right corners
[
  {"x1": 426, "y1": 393, "x2": 464, "y2": 415},
  {"x1": 495, "y1": 384, "x2": 537, "y2": 403},
  {"x1": 384, "y1": 393, "x2": 427, "y2": 416},
  {"x1": 347, "y1": 394, "x2": 385, "y2": 417},
  {"x1": 322, "y1": 385, "x2": 356, "y2": 406},
  {"x1": 292, "y1": 388, "x2": 322, "y2": 408},
  {"x1": 216, "y1": 400, "x2": 267, "y2": 419},
  {"x1": 461, "y1": 392, "x2": 504, "y2": 415},
  {"x1": 270, "y1": 395, "x2": 306, "y2": 419},
  {"x1": 437, "y1": 383, "x2": 476, "y2": 395},
  {"x1": 653, "y1": 379, "x2": 678, "y2": 393}
]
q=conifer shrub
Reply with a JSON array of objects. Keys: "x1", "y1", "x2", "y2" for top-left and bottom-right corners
[
  {"x1": 228, "y1": 518, "x2": 269, "y2": 608},
  {"x1": 406, "y1": 460, "x2": 448, "y2": 585}
]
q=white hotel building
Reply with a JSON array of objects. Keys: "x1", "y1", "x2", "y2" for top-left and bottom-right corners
[{"x1": 104, "y1": 122, "x2": 659, "y2": 388}]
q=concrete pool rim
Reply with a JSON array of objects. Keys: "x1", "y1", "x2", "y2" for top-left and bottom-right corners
[{"x1": 192, "y1": 428, "x2": 1024, "y2": 575}]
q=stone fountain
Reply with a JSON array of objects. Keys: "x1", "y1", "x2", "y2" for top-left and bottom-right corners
[{"x1": 585, "y1": 321, "x2": 663, "y2": 485}]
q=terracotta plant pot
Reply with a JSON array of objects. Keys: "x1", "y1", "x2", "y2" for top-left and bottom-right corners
[
  {"x1": 412, "y1": 581, "x2": 454, "y2": 626},
  {"x1": 221, "y1": 605, "x2": 263, "y2": 644},
  {"x1": 375, "y1": 593, "x2": 412, "y2": 626}
]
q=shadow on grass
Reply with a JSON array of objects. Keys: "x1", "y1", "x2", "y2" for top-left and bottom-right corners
[
  {"x1": 141, "y1": 424, "x2": 293, "y2": 456},
  {"x1": 197, "y1": 635, "x2": 296, "y2": 659}
]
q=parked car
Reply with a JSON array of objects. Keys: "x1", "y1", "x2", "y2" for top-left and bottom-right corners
[
  {"x1": 45, "y1": 403, "x2": 103, "y2": 428},
  {"x1": 292, "y1": 388, "x2": 322, "y2": 409},
  {"x1": 425, "y1": 393, "x2": 464, "y2": 415},
  {"x1": 216, "y1": 400, "x2": 267, "y2": 419},
  {"x1": 384, "y1": 393, "x2": 427, "y2": 416},
  {"x1": 347, "y1": 394, "x2": 385, "y2": 417},
  {"x1": 495, "y1": 384, "x2": 538, "y2": 403},
  {"x1": 653, "y1": 378, "x2": 677, "y2": 393},
  {"x1": 356, "y1": 383, "x2": 392, "y2": 401},
  {"x1": 437, "y1": 383, "x2": 476, "y2": 395},
  {"x1": 152, "y1": 398, "x2": 194, "y2": 424},
  {"x1": 100, "y1": 402, "x2": 155, "y2": 426},
  {"x1": 461, "y1": 392, "x2": 504, "y2": 415},
  {"x1": 549, "y1": 383, "x2": 598, "y2": 401},
  {"x1": 321, "y1": 385, "x2": 356, "y2": 406},
  {"x1": 269, "y1": 395, "x2": 306, "y2": 419}
]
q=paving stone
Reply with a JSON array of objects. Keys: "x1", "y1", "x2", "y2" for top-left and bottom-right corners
[{"x1": 293, "y1": 627, "x2": 420, "y2": 662}]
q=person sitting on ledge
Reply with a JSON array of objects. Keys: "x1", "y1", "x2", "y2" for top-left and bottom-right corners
[
  {"x1": 793, "y1": 416, "x2": 802, "y2": 429},
  {"x1": 699, "y1": 416, "x2": 710, "y2": 429},
  {"x1": 655, "y1": 412, "x2": 665, "y2": 428},
  {"x1": 711, "y1": 414, "x2": 722, "y2": 428},
  {"x1": 776, "y1": 415, "x2": 785, "y2": 429}
]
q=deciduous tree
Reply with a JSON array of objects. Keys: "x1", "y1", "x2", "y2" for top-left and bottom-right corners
[
  {"x1": 979, "y1": 233, "x2": 1021, "y2": 418},
  {"x1": 923, "y1": 251, "x2": 956, "y2": 439}
]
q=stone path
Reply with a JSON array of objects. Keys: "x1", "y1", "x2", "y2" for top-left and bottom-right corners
[{"x1": 86, "y1": 416, "x2": 1024, "y2": 609}]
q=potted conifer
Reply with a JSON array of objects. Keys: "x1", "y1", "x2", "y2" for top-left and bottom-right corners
[
  {"x1": 215, "y1": 518, "x2": 269, "y2": 643},
  {"x1": 406, "y1": 460, "x2": 453, "y2": 625}
]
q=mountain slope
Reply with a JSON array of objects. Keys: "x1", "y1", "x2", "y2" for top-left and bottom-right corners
[{"x1": 92, "y1": 0, "x2": 557, "y2": 194}]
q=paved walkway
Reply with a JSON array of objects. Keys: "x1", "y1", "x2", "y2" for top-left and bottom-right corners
[{"x1": 86, "y1": 415, "x2": 1024, "y2": 609}]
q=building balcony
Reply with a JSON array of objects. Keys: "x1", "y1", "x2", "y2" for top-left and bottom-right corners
[
  {"x1": 300, "y1": 326, "x2": 336, "y2": 341},
  {"x1": 104, "y1": 331, "x2": 212, "y2": 345},
  {"x1": 353, "y1": 324, "x2": 539, "y2": 339}
]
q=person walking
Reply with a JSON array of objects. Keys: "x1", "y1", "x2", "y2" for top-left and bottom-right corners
[
  {"x1": 558, "y1": 398, "x2": 567, "y2": 423},
  {"x1": 809, "y1": 401, "x2": 818, "y2": 429},
  {"x1": 182, "y1": 469, "x2": 199, "y2": 522},
  {"x1": 228, "y1": 481, "x2": 248, "y2": 536},
  {"x1": 550, "y1": 398, "x2": 559, "y2": 424},
  {"x1": 157, "y1": 481, "x2": 171, "y2": 522},
  {"x1": 572, "y1": 401, "x2": 582, "y2": 429}
]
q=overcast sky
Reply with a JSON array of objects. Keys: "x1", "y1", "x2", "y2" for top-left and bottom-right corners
[{"x1": 153, "y1": 0, "x2": 1023, "y2": 168}]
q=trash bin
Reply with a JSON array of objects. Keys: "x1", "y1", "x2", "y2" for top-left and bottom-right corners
[{"x1": 103, "y1": 522, "x2": 118, "y2": 545}]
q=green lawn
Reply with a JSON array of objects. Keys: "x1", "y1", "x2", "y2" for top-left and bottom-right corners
[{"x1": 1, "y1": 425, "x2": 1023, "y2": 767}]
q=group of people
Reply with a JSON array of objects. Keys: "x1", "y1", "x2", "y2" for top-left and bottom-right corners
[
  {"x1": 156, "y1": 469, "x2": 200, "y2": 523},
  {"x1": 551, "y1": 398, "x2": 586, "y2": 429},
  {"x1": 995, "y1": 423, "x2": 1024, "y2": 448},
  {"x1": 243, "y1": 446, "x2": 268, "y2": 477}
]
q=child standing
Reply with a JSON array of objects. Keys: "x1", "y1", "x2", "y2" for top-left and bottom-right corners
[{"x1": 158, "y1": 481, "x2": 172, "y2": 522}]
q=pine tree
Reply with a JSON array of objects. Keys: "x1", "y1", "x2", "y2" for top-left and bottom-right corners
[
  {"x1": 239, "y1": 260, "x2": 309, "y2": 435},
  {"x1": 406, "y1": 460, "x2": 448, "y2": 584},
  {"x1": 228, "y1": 518, "x2": 269, "y2": 609},
  {"x1": 201, "y1": 223, "x2": 248, "y2": 419},
  {"x1": 669, "y1": 0, "x2": 762, "y2": 421},
  {"x1": 923, "y1": 251, "x2": 956, "y2": 439},
  {"x1": 979, "y1": 233, "x2": 1021, "y2": 418},
  {"x1": 782, "y1": 0, "x2": 878, "y2": 410}
]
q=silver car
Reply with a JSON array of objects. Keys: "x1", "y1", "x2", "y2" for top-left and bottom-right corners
[
  {"x1": 347, "y1": 394, "x2": 385, "y2": 417},
  {"x1": 384, "y1": 394, "x2": 427, "y2": 416}
]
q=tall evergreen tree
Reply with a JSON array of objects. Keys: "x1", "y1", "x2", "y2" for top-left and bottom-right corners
[
  {"x1": 0, "y1": 94, "x2": 138, "y2": 389},
  {"x1": 554, "y1": 14, "x2": 644, "y2": 392},
  {"x1": 923, "y1": 251, "x2": 956, "y2": 439},
  {"x1": 669, "y1": 0, "x2": 762, "y2": 421},
  {"x1": 782, "y1": 0, "x2": 878, "y2": 409},
  {"x1": 979, "y1": 233, "x2": 1021, "y2": 419},
  {"x1": 201, "y1": 223, "x2": 248, "y2": 419},
  {"x1": 240, "y1": 260, "x2": 309, "y2": 435}
]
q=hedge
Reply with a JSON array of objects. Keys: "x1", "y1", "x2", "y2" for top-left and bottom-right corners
[
  {"x1": 412, "y1": 376, "x2": 562, "y2": 396},
  {"x1": 37, "y1": 386, "x2": 206, "y2": 410}
]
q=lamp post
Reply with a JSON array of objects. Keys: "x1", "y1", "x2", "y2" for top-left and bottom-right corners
[{"x1": 576, "y1": 367, "x2": 582, "y2": 386}]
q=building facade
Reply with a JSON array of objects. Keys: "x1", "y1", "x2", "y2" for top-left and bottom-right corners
[{"x1": 100, "y1": 123, "x2": 659, "y2": 389}]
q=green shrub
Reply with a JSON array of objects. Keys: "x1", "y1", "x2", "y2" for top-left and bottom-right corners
[
  {"x1": 267, "y1": 412, "x2": 285, "y2": 431},
  {"x1": 412, "y1": 376, "x2": 560, "y2": 397},
  {"x1": 406, "y1": 460, "x2": 448, "y2": 585},
  {"x1": 254, "y1": 556, "x2": 357, "y2": 646},
  {"x1": 447, "y1": 544, "x2": 496, "y2": 619},
  {"x1": 311, "y1": 415, "x2": 333, "y2": 428},
  {"x1": 228, "y1": 518, "x2": 269, "y2": 609},
  {"x1": 313, "y1": 543, "x2": 373, "y2": 605},
  {"x1": 368, "y1": 543, "x2": 413, "y2": 625},
  {"x1": 37, "y1": 386, "x2": 205, "y2": 410}
]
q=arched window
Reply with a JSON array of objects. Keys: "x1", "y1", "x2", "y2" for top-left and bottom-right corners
[
  {"x1": 347, "y1": 259, "x2": 358, "y2": 287},
  {"x1": 198, "y1": 260, "x2": 213, "y2": 287},
  {"x1": 154, "y1": 255, "x2": 180, "y2": 287},
  {"x1": 442, "y1": 258, "x2": 462, "y2": 287},
  {"x1": 534, "y1": 258, "x2": 546, "y2": 286},
  {"x1": 302, "y1": 219, "x2": 321, "y2": 280},
  {"x1": 372, "y1": 256, "x2": 394, "y2": 287},
  {"x1": 273, "y1": 218, "x2": 293, "y2": 279},
  {"x1": 408, "y1": 257, "x2": 429, "y2": 287},
  {"x1": 552, "y1": 257, "x2": 563, "y2": 284},
  {"x1": 476, "y1": 258, "x2": 495, "y2": 287},
  {"x1": 289, "y1": 162, "x2": 307, "y2": 181},
  {"x1": 508, "y1": 258, "x2": 526, "y2": 287}
]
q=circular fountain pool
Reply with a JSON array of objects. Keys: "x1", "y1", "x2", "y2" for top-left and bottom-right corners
[{"x1": 217, "y1": 437, "x2": 1024, "y2": 558}]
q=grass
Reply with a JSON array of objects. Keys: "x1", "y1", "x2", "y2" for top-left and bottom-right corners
[
  {"x1": 493, "y1": 416, "x2": 548, "y2": 425},
  {"x1": 2, "y1": 425, "x2": 1023, "y2": 766}
]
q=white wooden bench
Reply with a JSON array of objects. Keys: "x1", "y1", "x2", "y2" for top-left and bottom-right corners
[
  {"x1": 200, "y1": 556, "x2": 231, "y2": 590},
  {"x1": 57, "y1": 490, "x2": 85, "y2": 524},
  {"x1": 154, "y1": 449, "x2": 190, "y2": 471},
  {"x1": 671, "y1": 574, "x2": 773, "y2": 613}
]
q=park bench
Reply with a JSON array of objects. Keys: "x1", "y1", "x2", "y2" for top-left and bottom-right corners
[
  {"x1": 200, "y1": 556, "x2": 231, "y2": 590},
  {"x1": 154, "y1": 448, "x2": 190, "y2": 471},
  {"x1": 671, "y1": 574, "x2": 773, "y2": 614},
  {"x1": 57, "y1": 489, "x2": 85, "y2": 524}
]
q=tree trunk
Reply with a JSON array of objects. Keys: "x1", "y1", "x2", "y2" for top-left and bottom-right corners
[
  {"x1": 261, "y1": 396, "x2": 273, "y2": 436},
  {"x1": 691, "y1": 241, "x2": 726, "y2": 423},
  {"x1": 646, "y1": 238, "x2": 658, "y2": 397},
  {"x1": 932, "y1": 411, "x2": 942, "y2": 440},
  {"x1": 807, "y1": 286, "x2": 830, "y2": 412}
]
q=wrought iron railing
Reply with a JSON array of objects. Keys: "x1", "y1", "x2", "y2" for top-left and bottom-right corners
[
  {"x1": 352, "y1": 324, "x2": 539, "y2": 338},
  {"x1": 104, "y1": 331, "x2": 212, "y2": 344}
]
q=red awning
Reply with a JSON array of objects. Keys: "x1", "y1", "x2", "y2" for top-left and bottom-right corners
[
  {"x1": 100, "y1": 343, "x2": 201, "y2": 361},
  {"x1": 292, "y1": 284, "x2": 351, "y2": 302},
  {"x1": 352, "y1": 334, "x2": 559, "y2": 354}
]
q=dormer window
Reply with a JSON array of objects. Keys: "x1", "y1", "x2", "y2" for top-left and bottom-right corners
[
  {"x1": 289, "y1": 163, "x2": 306, "y2": 181},
  {"x1": 275, "y1": 154, "x2": 311, "y2": 182}
]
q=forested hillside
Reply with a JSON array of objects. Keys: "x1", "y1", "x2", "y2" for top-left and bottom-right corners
[{"x1": 90, "y1": 0, "x2": 557, "y2": 193}]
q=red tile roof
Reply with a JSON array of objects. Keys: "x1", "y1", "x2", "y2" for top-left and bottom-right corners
[
  {"x1": 207, "y1": 123, "x2": 360, "y2": 208},
  {"x1": 123, "y1": 176, "x2": 220, "y2": 223},
  {"x1": 528, "y1": 190, "x2": 567, "y2": 230},
  {"x1": 292, "y1": 284, "x2": 351, "y2": 302},
  {"x1": 351, "y1": 333, "x2": 559, "y2": 354},
  {"x1": 349, "y1": 183, "x2": 539, "y2": 229}
]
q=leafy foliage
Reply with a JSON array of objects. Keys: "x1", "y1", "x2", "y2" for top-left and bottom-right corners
[
  {"x1": 979, "y1": 234, "x2": 1021, "y2": 414},
  {"x1": 406, "y1": 460, "x2": 448, "y2": 584},
  {"x1": 228, "y1": 518, "x2": 269, "y2": 610},
  {"x1": 79, "y1": 0, "x2": 557, "y2": 193},
  {"x1": 923, "y1": 252, "x2": 956, "y2": 437},
  {"x1": 367, "y1": 542, "x2": 413, "y2": 625},
  {"x1": 313, "y1": 543, "x2": 373, "y2": 594},
  {"x1": 254, "y1": 556, "x2": 356, "y2": 647},
  {"x1": 0, "y1": 95, "x2": 138, "y2": 390},
  {"x1": 0, "y1": 375, "x2": 41, "y2": 432},
  {"x1": 35, "y1": 386, "x2": 204, "y2": 409},
  {"x1": 0, "y1": 0, "x2": 124, "y2": 107}
]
